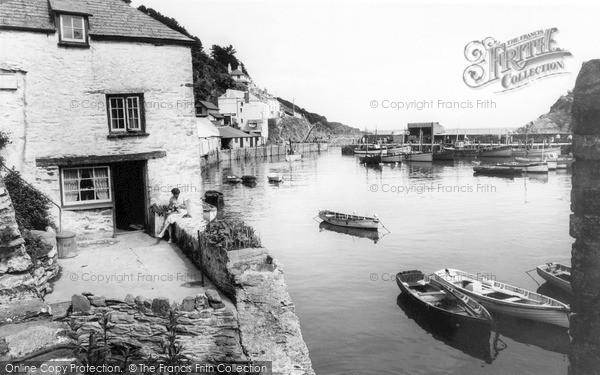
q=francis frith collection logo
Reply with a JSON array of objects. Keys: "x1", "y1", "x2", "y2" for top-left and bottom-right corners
[{"x1": 463, "y1": 28, "x2": 572, "y2": 92}]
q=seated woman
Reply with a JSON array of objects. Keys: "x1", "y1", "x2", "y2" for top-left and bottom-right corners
[{"x1": 156, "y1": 188, "x2": 190, "y2": 243}]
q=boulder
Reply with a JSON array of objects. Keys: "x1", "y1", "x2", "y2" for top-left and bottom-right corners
[{"x1": 71, "y1": 294, "x2": 91, "y2": 314}]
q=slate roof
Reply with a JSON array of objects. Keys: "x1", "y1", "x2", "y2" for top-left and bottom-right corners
[
  {"x1": 230, "y1": 69, "x2": 245, "y2": 76},
  {"x1": 217, "y1": 126, "x2": 256, "y2": 139},
  {"x1": 197, "y1": 101, "x2": 219, "y2": 110},
  {"x1": 0, "y1": 0, "x2": 194, "y2": 44}
]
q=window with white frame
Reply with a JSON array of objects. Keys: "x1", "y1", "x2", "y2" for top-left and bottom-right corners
[
  {"x1": 59, "y1": 15, "x2": 86, "y2": 43},
  {"x1": 107, "y1": 94, "x2": 144, "y2": 133},
  {"x1": 61, "y1": 167, "x2": 111, "y2": 206}
]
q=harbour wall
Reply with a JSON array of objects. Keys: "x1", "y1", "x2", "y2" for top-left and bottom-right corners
[
  {"x1": 568, "y1": 59, "x2": 600, "y2": 375},
  {"x1": 200, "y1": 142, "x2": 328, "y2": 169}
]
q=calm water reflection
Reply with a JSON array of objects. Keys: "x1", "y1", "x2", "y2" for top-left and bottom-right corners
[{"x1": 201, "y1": 149, "x2": 572, "y2": 375}]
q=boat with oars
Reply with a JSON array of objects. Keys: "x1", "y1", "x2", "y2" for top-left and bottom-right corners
[
  {"x1": 434, "y1": 268, "x2": 570, "y2": 328},
  {"x1": 536, "y1": 262, "x2": 571, "y2": 294},
  {"x1": 396, "y1": 271, "x2": 492, "y2": 333},
  {"x1": 318, "y1": 210, "x2": 379, "y2": 230}
]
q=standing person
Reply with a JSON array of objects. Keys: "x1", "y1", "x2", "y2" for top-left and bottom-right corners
[{"x1": 156, "y1": 188, "x2": 189, "y2": 243}]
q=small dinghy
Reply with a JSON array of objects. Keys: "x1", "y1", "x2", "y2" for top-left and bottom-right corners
[
  {"x1": 204, "y1": 190, "x2": 224, "y2": 205},
  {"x1": 241, "y1": 175, "x2": 257, "y2": 183},
  {"x1": 396, "y1": 271, "x2": 492, "y2": 333},
  {"x1": 434, "y1": 268, "x2": 570, "y2": 328},
  {"x1": 225, "y1": 175, "x2": 242, "y2": 183},
  {"x1": 318, "y1": 210, "x2": 379, "y2": 230},
  {"x1": 536, "y1": 262, "x2": 571, "y2": 294},
  {"x1": 267, "y1": 173, "x2": 284, "y2": 182}
]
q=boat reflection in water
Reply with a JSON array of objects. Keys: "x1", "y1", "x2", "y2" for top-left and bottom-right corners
[
  {"x1": 396, "y1": 294, "x2": 494, "y2": 364},
  {"x1": 491, "y1": 313, "x2": 571, "y2": 355},
  {"x1": 318, "y1": 221, "x2": 380, "y2": 244}
]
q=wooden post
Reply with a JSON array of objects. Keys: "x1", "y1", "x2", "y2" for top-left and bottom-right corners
[{"x1": 197, "y1": 230, "x2": 204, "y2": 287}]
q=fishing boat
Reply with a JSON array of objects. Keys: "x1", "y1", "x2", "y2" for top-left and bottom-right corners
[
  {"x1": 359, "y1": 154, "x2": 382, "y2": 164},
  {"x1": 396, "y1": 271, "x2": 492, "y2": 333},
  {"x1": 536, "y1": 262, "x2": 572, "y2": 294},
  {"x1": 512, "y1": 146, "x2": 562, "y2": 158},
  {"x1": 479, "y1": 145, "x2": 513, "y2": 157},
  {"x1": 404, "y1": 152, "x2": 433, "y2": 162},
  {"x1": 433, "y1": 148, "x2": 455, "y2": 161},
  {"x1": 515, "y1": 152, "x2": 559, "y2": 170},
  {"x1": 204, "y1": 190, "x2": 224, "y2": 205},
  {"x1": 380, "y1": 153, "x2": 403, "y2": 163},
  {"x1": 318, "y1": 210, "x2": 379, "y2": 230},
  {"x1": 267, "y1": 172, "x2": 284, "y2": 182},
  {"x1": 434, "y1": 269, "x2": 571, "y2": 328},
  {"x1": 354, "y1": 144, "x2": 388, "y2": 155},
  {"x1": 387, "y1": 145, "x2": 412, "y2": 154},
  {"x1": 225, "y1": 175, "x2": 242, "y2": 183}
]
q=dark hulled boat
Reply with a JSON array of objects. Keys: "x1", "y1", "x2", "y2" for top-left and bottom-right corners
[{"x1": 396, "y1": 271, "x2": 492, "y2": 334}]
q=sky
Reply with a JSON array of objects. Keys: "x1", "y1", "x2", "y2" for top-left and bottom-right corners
[{"x1": 133, "y1": 0, "x2": 599, "y2": 131}]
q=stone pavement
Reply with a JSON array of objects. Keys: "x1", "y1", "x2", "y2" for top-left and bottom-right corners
[{"x1": 45, "y1": 231, "x2": 231, "y2": 307}]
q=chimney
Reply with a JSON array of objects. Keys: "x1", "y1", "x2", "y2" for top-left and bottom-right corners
[
  {"x1": 228, "y1": 63, "x2": 232, "y2": 73},
  {"x1": 244, "y1": 92, "x2": 250, "y2": 104}
]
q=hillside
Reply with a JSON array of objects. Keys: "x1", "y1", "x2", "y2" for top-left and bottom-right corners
[{"x1": 517, "y1": 91, "x2": 573, "y2": 133}]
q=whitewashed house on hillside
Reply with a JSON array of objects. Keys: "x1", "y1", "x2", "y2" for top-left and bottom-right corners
[
  {"x1": 0, "y1": 0, "x2": 202, "y2": 241},
  {"x1": 218, "y1": 89, "x2": 270, "y2": 143}
]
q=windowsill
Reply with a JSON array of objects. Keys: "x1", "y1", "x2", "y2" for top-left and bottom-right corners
[
  {"x1": 58, "y1": 41, "x2": 90, "y2": 48},
  {"x1": 107, "y1": 132, "x2": 149, "y2": 139},
  {"x1": 62, "y1": 202, "x2": 113, "y2": 211}
]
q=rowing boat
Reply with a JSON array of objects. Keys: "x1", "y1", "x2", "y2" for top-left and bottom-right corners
[
  {"x1": 536, "y1": 262, "x2": 572, "y2": 294},
  {"x1": 396, "y1": 271, "x2": 492, "y2": 333},
  {"x1": 434, "y1": 269, "x2": 570, "y2": 328},
  {"x1": 318, "y1": 210, "x2": 379, "y2": 230}
]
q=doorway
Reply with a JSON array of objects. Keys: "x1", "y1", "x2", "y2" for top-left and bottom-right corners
[{"x1": 112, "y1": 161, "x2": 147, "y2": 232}]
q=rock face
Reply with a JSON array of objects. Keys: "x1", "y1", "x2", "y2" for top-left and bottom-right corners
[
  {"x1": 518, "y1": 91, "x2": 573, "y2": 134},
  {"x1": 0, "y1": 178, "x2": 55, "y2": 324},
  {"x1": 569, "y1": 59, "x2": 600, "y2": 375}
]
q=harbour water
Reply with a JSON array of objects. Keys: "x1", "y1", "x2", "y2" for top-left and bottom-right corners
[{"x1": 201, "y1": 149, "x2": 573, "y2": 375}]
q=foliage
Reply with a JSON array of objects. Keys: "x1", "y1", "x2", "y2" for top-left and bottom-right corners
[
  {"x1": 201, "y1": 219, "x2": 261, "y2": 251},
  {"x1": 4, "y1": 169, "x2": 55, "y2": 231},
  {"x1": 0, "y1": 131, "x2": 11, "y2": 157},
  {"x1": 22, "y1": 229, "x2": 53, "y2": 261},
  {"x1": 150, "y1": 203, "x2": 171, "y2": 217},
  {"x1": 210, "y1": 44, "x2": 239, "y2": 71}
]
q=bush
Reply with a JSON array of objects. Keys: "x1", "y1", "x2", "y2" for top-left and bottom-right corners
[
  {"x1": 4, "y1": 169, "x2": 55, "y2": 231},
  {"x1": 21, "y1": 230, "x2": 53, "y2": 260},
  {"x1": 200, "y1": 219, "x2": 261, "y2": 251}
]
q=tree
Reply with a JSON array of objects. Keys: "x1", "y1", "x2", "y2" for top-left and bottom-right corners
[{"x1": 210, "y1": 45, "x2": 239, "y2": 70}]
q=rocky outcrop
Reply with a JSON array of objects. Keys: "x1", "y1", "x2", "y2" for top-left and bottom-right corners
[
  {"x1": 0, "y1": 177, "x2": 57, "y2": 324},
  {"x1": 518, "y1": 91, "x2": 573, "y2": 134},
  {"x1": 568, "y1": 59, "x2": 600, "y2": 375}
]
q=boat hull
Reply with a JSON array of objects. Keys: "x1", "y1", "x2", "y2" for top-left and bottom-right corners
[
  {"x1": 204, "y1": 190, "x2": 224, "y2": 205},
  {"x1": 433, "y1": 150, "x2": 455, "y2": 160},
  {"x1": 473, "y1": 166, "x2": 520, "y2": 175},
  {"x1": 286, "y1": 154, "x2": 302, "y2": 162},
  {"x1": 318, "y1": 211, "x2": 379, "y2": 229},
  {"x1": 512, "y1": 147, "x2": 562, "y2": 157},
  {"x1": 404, "y1": 152, "x2": 433, "y2": 162},
  {"x1": 267, "y1": 173, "x2": 283, "y2": 182},
  {"x1": 380, "y1": 154, "x2": 403, "y2": 163},
  {"x1": 536, "y1": 263, "x2": 572, "y2": 294},
  {"x1": 479, "y1": 146, "x2": 513, "y2": 157},
  {"x1": 434, "y1": 269, "x2": 570, "y2": 328}
]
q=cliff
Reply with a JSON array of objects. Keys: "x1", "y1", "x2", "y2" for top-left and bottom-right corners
[
  {"x1": 269, "y1": 116, "x2": 362, "y2": 145},
  {"x1": 517, "y1": 91, "x2": 573, "y2": 133}
]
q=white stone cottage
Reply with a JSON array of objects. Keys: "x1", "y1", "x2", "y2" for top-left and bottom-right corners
[{"x1": 0, "y1": 0, "x2": 202, "y2": 241}]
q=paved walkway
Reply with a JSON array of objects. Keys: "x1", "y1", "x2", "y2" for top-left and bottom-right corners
[{"x1": 46, "y1": 232, "x2": 223, "y2": 306}]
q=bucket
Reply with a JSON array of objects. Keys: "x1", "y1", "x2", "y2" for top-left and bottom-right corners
[{"x1": 56, "y1": 231, "x2": 77, "y2": 259}]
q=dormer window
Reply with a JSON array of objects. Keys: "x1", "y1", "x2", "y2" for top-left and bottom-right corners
[{"x1": 58, "y1": 14, "x2": 88, "y2": 46}]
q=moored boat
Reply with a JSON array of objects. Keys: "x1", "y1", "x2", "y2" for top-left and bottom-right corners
[
  {"x1": 225, "y1": 175, "x2": 242, "y2": 183},
  {"x1": 241, "y1": 175, "x2": 257, "y2": 183},
  {"x1": 318, "y1": 210, "x2": 379, "y2": 230},
  {"x1": 433, "y1": 149, "x2": 455, "y2": 161},
  {"x1": 396, "y1": 271, "x2": 492, "y2": 333},
  {"x1": 380, "y1": 153, "x2": 403, "y2": 163},
  {"x1": 359, "y1": 154, "x2": 382, "y2": 164},
  {"x1": 473, "y1": 164, "x2": 521, "y2": 176},
  {"x1": 267, "y1": 172, "x2": 284, "y2": 182},
  {"x1": 556, "y1": 157, "x2": 574, "y2": 169},
  {"x1": 354, "y1": 144, "x2": 388, "y2": 155},
  {"x1": 202, "y1": 202, "x2": 217, "y2": 222},
  {"x1": 512, "y1": 146, "x2": 562, "y2": 158},
  {"x1": 479, "y1": 145, "x2": 513, "y2": 157},
  {"x1": 434, "y1": 268, "x2": 571, "y2": 328},
  {"x1": 536, "y1": 262, "x2": 572, "y2": 294},
  {"x1": 285, "y1": 153, "x2": 302, "y2": 162},
  {"x1": 404, "y1": 152, "x2": 433, "y2": 162},
  {"x1": 204, "y1": 190, "x2": 224, "y2": 205}
]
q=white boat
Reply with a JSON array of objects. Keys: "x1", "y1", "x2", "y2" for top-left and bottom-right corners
[
  {"x1": 536, "y1": 262, "x2": 571, "y2": 294},
  {"x1": 202, "y1": 202, "x2": 217, "y2": 222},
  {"x1": 354, "y1": 145, "x2": 388, "y2": 155},
  {"x1": 267, "y1": 173, "x2": 284, "y2": 182},
  {"x1": 522, "y1": 163, "x2": 548, "y2": 173},
  {"x1": 380, "y1": 153, "x2": 403, "y2": 163},
  {"x1": 404, "y1": 152, "x2": 433, "y2": 162},
  {"x1": 286, "y1": 153, "x2": 302, "y2": 162},
  {"x1": 434, "y1": 269, "x2": 570, "y2": 328},
  {"x1": 318, "y1": 210, "x2": 379, "y2": 230},
  {"x1": 515, "y1": 152, "x2": 558, "y2": 170},
  {"x1": 512, "y1": 146, "x2": 562, "y2": 158}
]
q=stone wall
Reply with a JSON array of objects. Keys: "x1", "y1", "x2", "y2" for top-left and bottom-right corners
[
  {"x1": 569, "y1": 59, "x2": 600, "y2": 375},
  {"x1": 0, "y1": 30, "x2": 202, "y2": 241},
  {"x1": 68, "y1": 292, "x2": 245, "y2": 363},
  {"x1": 200, "y1": 143, "x2": 328, "y2": 169},
  {"x1": 173, "y1": 222, "x2": 315, "y2": 375}
]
